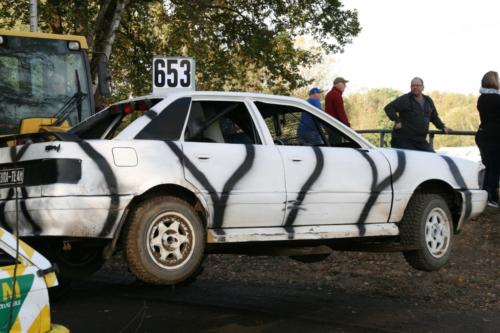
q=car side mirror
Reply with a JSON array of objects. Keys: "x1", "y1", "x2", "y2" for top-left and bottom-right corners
[{"x1": 96, "y1": 53, "x2": 111, "y2": 97}]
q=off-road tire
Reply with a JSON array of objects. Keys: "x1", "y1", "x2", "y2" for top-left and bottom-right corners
[
  {"x1": 124, "y1": 196, "x2": 206, "y2": 285},
  {"x1": 41, "y1": 241, "x2": 104, "y2": 281},
  {"x1": 400, "y1": 193, "x2": 453, "y2": 271}
]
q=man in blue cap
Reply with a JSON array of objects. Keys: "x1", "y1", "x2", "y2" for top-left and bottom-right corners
[{"x1": 297, "y1": 87, "x2": 323, "y2": 145}]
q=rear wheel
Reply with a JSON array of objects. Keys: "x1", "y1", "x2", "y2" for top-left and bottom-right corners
[
  {"x1": 124, "y1": 196, "x2": 205, "y2": 285},
  {"x1": 400, "y1": 193, "x2": 453, "y2": 271}
]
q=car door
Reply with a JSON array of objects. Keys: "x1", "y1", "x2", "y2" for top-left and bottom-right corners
[
  {"x1": 181, "y1": 98, "x2": 286, "y2": 229},
  {"x1": 252, "y1": 100, "x2": 393, "y2": 230}
]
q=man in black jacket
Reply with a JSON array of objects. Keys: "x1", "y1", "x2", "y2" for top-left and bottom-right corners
[{"x1": 384, "y1": 77, "x2": 451, "y2": 152}]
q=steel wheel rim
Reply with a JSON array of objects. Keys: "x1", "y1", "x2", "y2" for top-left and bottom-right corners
[
  {"x1": 424, "y1": 207, "x2": 451, "y2": 258},
  {"x1": 146, "y1": 211, "x2": 195, "y2": 270}
]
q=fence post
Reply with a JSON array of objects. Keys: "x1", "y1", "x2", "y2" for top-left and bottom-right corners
[
  {"x1": 429, "y1": 133, "x2": 435, "y2": 150},
  {"x1": 379, "y1": 132, "x2": 385, "y2": 147}
]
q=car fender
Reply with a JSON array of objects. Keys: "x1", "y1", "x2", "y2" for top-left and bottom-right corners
[{"x1": 378, "y1": 148, "x2": 482, "y2": 223}]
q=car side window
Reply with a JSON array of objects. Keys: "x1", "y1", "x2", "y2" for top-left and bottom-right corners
[
  {"x1": 254, "y1": 101, "x2": 361, "y2": 148},
  {"x1": 184, "y1": 101, "x2": 261, "y2": 144}
]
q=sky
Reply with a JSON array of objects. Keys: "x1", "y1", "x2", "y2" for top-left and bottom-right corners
[{"x1": 329, "y1": 0, "x2": 500, "y2": 95}]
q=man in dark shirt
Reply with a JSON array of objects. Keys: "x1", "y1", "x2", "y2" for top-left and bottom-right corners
[
  {"x1": 325, "y1": 77, "x2": 350, "y2": 127},
  {"x1": 384, "y1": 77, "x2": 451, "y2": 152}
]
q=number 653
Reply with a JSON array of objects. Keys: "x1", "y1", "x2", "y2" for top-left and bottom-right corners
[{"x1": 154, "y1": 59, "x2": 191, "y2": 88}]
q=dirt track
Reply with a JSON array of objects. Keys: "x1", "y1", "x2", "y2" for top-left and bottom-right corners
[
  {"x1": 53, "y1": 277, "x2": 499, "y2": 333},
  {"x1": 200, "y1": 207, "x2": 500, "y2": 312},
  {"x1": 52, "y1": 208, "x2": 499, "y2": 332}
]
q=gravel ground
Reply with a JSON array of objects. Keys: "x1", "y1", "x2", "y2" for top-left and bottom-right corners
[{"x1": 103, "y1": 207, "x2": 499, "y2": 312}]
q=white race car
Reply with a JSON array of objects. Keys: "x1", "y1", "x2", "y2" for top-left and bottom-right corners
[{"x1": 0, "y1": 92, "x2": 487, "y2": 284}]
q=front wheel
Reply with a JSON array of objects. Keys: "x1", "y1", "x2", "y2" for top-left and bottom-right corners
[
  {"x1": 399, "y1": 193, "x2": 454, "y2": 271},
  {"x1": 124, "y1": 196, "x2": 206, "y2": 285}
]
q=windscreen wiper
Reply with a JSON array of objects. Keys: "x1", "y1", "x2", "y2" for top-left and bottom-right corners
[{"x1": 52, "y1": 70, "x2": 87, "y2": 126}]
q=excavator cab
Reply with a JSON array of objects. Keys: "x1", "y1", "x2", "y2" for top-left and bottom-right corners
[{"x1": 0, "y1": 30, "x2": 110, "y2": 136}]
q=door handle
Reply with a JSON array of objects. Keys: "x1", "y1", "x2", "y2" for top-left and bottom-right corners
[
  {"x1": 290, "y1": 157, "x2": 302, "y2": 162},
  {"x1": 195, "y1": 154, "x2": 211, "y2": 160}
]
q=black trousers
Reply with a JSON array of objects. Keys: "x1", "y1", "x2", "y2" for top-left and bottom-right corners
[
  {"x1": 391, "y1": 135, "x2": 434, "y2": 152},
  {"x1": 477, "y1": 143, "x2": 500, "y2": 203}
]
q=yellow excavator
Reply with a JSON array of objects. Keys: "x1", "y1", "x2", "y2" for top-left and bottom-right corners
[{"x1": 0, "y1": 29, "x2": 111, "y2": 136}]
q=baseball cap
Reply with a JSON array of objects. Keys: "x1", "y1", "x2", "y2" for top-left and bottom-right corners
[
  {"x1": 333, "y1": 77, "x2": 349, "y2": 85},
  {"x1": 309, "y1": 87, "x2": 322, "y2": 95}
]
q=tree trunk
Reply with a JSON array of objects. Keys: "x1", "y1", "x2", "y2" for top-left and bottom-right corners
[
  {"x1": 87, "y1": 0, "x2": 112, "y2": 51},
  {"x1": 91, "y1": 0, "x2": 130, "y2": 104}
]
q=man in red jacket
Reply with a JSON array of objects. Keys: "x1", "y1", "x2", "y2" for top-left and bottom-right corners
[{"x1": 325, "y1": 77, "x2": 350, "y2": 127}]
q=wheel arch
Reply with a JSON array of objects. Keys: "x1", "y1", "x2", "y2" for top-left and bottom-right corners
[
  {"x1": 104, "y1": 183, "x2": 210, "y2": 258},
  {"x1": 410, "y1": 179, "x2": 462, "y2": 233},
  {"x1": 129, "y1": 184, "x2": 209, "y2": 225}
]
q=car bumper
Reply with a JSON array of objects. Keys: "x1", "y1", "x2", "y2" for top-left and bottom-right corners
[
  {"x1": 1, "y1": 195, "x2": 134, "y2": 238},
  {"x1": 456, "y1": 189, "x2": 488, "y2": 231}
]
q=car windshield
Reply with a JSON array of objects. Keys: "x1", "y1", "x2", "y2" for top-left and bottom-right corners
[{"x1": 0, "y1": 36, "x2": 92, "y2": 135}]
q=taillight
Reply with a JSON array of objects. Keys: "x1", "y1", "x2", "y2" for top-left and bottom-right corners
[{"x1": 123, "y1": 103, "x2": 133, "y2": 114}]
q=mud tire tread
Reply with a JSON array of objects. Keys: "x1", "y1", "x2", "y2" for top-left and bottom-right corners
[
  {"x1": 124, "y1": 196, "x2": 206, "y2": 285},
  {"x1": 400, "y1": 193, "x2": 453, "y2": 272}
]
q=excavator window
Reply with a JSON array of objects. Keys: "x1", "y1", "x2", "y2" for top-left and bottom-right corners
[{"x1": 0, "y1": 35, "x2": 93, "y2": 135}]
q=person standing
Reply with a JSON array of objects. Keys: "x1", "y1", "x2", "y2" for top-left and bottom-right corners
[
  {"x1": 384, "y1": 77, "x2": 451, "y2": 152},
  {"x1": 325, "y1": 77, "x2": 350, "y2": 127},
  {"x1": 476, "y1": 71, "x2": 500, "y2": 208},
  {"x1": 297, "y1": 87, "x2": 323, "y2": 145}
]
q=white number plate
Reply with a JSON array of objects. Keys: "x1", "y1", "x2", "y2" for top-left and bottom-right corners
[{"x1": 152, "y1": 57, "x2": 195, "y2": 94}]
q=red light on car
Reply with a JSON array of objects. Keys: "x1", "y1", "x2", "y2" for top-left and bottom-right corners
[{"x1": 123, "y1": 103, "x2": 134, "y2": 114}]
